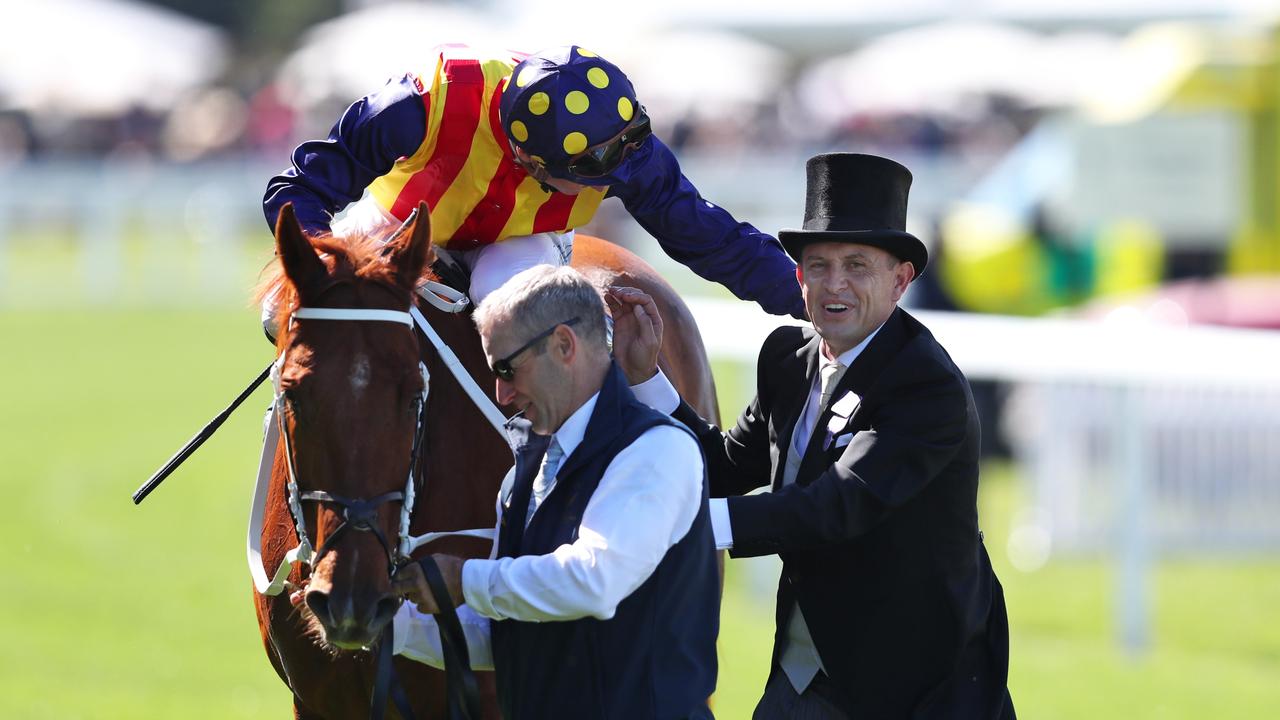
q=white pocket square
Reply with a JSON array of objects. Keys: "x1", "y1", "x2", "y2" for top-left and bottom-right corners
[
  {"x1": 826, "y1": 391, "x2": 861, "y2": 437},
  {"x1": 830, "y1": 390, "x2": 861, "y2": 419}
]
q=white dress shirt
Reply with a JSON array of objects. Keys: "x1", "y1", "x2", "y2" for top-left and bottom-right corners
[
  {"x1": 393, "y1": 389, "x2": 705, "y2": 669},
  {"x1": 630, "y1": 323, "x2": 883, "y2": 550}
]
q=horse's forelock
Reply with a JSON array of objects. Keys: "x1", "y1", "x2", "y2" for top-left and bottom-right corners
[{"x1": 255, "y1": 230, "x2": 438, "y2": 332}]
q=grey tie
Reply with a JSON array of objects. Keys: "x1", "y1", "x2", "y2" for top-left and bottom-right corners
[
  {"x1": 526, "y1": 438, "x2": 563, "y2": 526},
  {"x1": 818, "y1": 360, "x2": 846, "y2": 412}
]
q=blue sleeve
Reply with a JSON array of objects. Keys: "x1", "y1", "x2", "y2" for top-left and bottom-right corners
[
  {"x1": 263, "y1": 74, "x2": 427, "y2": 236},
  {"x1": 609, "y1": 137, "x2": 805, "y2": 319}
]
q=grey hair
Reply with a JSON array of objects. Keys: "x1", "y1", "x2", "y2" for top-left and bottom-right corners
[{"x1": 474, "y1": 265, "x2": 608, "y2": 352}]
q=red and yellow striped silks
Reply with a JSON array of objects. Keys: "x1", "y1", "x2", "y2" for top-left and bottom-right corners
[{"x1": 368, "y1": 45, "x2": 607, "y2": 251}]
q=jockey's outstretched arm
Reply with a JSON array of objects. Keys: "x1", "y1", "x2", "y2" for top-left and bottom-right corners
[
  {"x1": 263, "y1": 75, "x2": 426, "y2": 236},
  {"x1": 609, "y1": 136, "x2": 805, "y2": 319}
]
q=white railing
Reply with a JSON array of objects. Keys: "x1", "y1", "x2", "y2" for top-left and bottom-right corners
[
  {"x1": 0, "y1": 150, "x2": 998, "y2": 308},
  {"x1": 688, "y1": 298, "x2": 1280, "y2": 554},
  {"x1": 0, "y1": 159, "x2": 274, "y2": 308},
  {"x1": 686, "y1": 297, "x2": 1280, "y2": 652}
]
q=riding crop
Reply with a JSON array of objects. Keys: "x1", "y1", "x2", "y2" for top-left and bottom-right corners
[{"x1": 131, "y1": 361, "x2": 273, "y2": 504}]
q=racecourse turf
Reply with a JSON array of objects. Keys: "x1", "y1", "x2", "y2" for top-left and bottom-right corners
[{"x1": 1, "y1": 307, "x2": 1277, "y2": 718}]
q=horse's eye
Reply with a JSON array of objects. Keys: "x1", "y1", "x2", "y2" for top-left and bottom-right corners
[{"x1": 282, "y1": 389, "x2": 301, "y2": 413}]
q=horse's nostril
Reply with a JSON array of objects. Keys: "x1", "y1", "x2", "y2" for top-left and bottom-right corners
[{"x1": 304, "y1": 589, "x2": 330, "y2": 622}]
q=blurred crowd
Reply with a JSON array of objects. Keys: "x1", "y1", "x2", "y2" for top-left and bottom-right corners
[
  {"x1": 0, "y1": 83, "x2": 299, "y2": 165},
  {"x1": 0, "y1": 84, "x2": 1044, "y2": 168},
  {"x1": 0, "y1": 3, "x2": 1061, "y2": 166},
  {"x1": 6, "y1": 0, "x2": 1279, "y2": 332}
]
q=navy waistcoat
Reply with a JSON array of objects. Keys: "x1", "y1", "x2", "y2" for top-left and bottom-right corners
[{"x1": 491, "y1": 363, "x2": 718, "y2": 720}]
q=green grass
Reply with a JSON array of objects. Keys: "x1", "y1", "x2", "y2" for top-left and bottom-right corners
[
  {"x1": 0, "y1": 308, "x2": 288, "y2": 719},
  {"x1": 2, "y1": 308, "x2": 1278, "y2": 718}
]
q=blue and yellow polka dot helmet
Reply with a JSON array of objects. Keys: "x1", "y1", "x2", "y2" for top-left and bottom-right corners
[{"x1": 501, "y1": 46, "x2": 645, "y2": 182}]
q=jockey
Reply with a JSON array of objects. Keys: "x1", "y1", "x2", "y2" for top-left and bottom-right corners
[{"x1": 263, "y1": 43, "x2": 804, "y2": 317}]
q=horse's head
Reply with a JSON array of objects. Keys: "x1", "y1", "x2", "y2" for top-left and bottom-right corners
[{"x1": 270, "y1": 202, "x2": 434, "y2": 650}]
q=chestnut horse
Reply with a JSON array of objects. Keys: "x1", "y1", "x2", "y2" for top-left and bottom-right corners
[{"x1": 252, "y1": 203, "x2": 719, "y2": 719}]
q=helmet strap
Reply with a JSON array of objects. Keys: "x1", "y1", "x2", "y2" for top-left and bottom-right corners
[{"x1": 509, "y1": 140, "x2": 561, "y2": 194}]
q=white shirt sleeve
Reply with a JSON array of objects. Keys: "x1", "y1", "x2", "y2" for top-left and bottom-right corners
[
  {"x1": 391, "y1": 601, "x2": 496, "y2": 670},
  {"x1": 708, "y1": 498, "x2": 733, "y2": 549},
  {"x1": 629, "y1": 369, "x2": 681, "y2": 415},
  {"x1": 462, "y1": 424, "x2": 703, "y2": 621},
  {"x1": 631, "y1": 371, "x2": 729, "y2": 547}
]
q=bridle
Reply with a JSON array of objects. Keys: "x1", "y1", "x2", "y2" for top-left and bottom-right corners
[
  {"x1": 252, "y1": 299, "x2": 486, "y2": 720},
  {"x1": 271, "y1": 306, "x2": 430, "y2": 581},
  {"x1": 247, "y1": 285, "x2": 504, "y2": 599},
  {"x1": 245, "y1": 281, "x2": 504, "y2": 720},
  {"x1": 248, "y1": 305, "x2": 429, "y2": 594},
  {"x1": 259, "y1": 302, "x2": 476, "y2": 717}
]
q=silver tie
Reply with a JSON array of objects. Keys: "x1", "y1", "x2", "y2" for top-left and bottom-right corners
[
  {"x1": 818, "y1": 360, "x2": 845, "y2": 412},
  {"x1": 526, "y1": 438, "x2": 563, "y2": 526}
]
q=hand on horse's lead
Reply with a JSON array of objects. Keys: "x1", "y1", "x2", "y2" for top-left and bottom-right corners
[
  {"x1": 605, "y1": 286, "x2": 663, "y2": 386},
  {"x1": 392, "y1": 553, "x2": 466, "y2": 614}
]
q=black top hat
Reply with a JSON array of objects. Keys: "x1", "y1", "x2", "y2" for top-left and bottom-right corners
[{"x1": 779, "y1": 153, "x2": 928, "y2": 277}]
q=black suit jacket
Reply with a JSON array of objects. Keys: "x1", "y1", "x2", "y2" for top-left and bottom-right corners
[{"x1": 674, "y1": 307, "x2": 1014, "y2": 719}]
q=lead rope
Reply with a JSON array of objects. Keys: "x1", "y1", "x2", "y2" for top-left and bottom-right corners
[
  {"x1": 372, "y1": 620, "x2": 418, "y2": 720},
  {"x1": 418, "y1": 556, "x2": 482, "y2": 720}
]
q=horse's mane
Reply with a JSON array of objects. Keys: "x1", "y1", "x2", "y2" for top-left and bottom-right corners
[{"x1": 254, "y1": 232, "x2": 425, "y2": 319}]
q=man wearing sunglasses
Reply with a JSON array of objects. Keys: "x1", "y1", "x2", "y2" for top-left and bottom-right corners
[
  {"x1": 264, "y1": 43, "x2": 804, "y2": 317},
  {"x1": 391, "y1": 265, "x2": 718, "y2": 720}
]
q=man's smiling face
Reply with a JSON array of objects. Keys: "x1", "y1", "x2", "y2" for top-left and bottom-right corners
[{"x1": 798, "y1": 241, "x2": 913, "y2": 357}]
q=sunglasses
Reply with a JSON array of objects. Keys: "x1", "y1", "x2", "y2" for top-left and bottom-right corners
[
  {"x1": 565, "y1": 107, "x2": 652, "y2": 179},
  {"x1": 490, "y1": 317, "x2": 581, "y2": 381}
]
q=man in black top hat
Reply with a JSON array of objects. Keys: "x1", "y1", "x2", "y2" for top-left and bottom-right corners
[{"x1": 611, "y1": 153, "x2": 1015, "y2": 718}]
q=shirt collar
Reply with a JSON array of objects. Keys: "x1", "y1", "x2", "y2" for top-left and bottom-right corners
[
  {"x1": 550, "y1": 390, "x2": 599, "y2": 461},
  {"x1": 826, "y1": 320, "x2": 886, "y2": 369}
]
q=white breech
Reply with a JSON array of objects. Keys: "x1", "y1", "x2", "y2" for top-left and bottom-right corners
[{"x1": 451, "y1": 230, "x2": 574, "y2": 307}]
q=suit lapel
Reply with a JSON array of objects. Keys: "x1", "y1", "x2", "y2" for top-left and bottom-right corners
[
  {"x1": 843, "y1": 307, "x2": 908, "y2": 397},
  {"x1": 771, "y1": 332, "x2": 823, "y2": 490}
]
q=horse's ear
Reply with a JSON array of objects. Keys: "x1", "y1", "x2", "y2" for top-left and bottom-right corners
[
  {"x1": 385, "y1": 201, "x2": 435, "y2": 291},
  {"x1": 274, "y1": 203, "x2": 326, "y2": 298}
]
